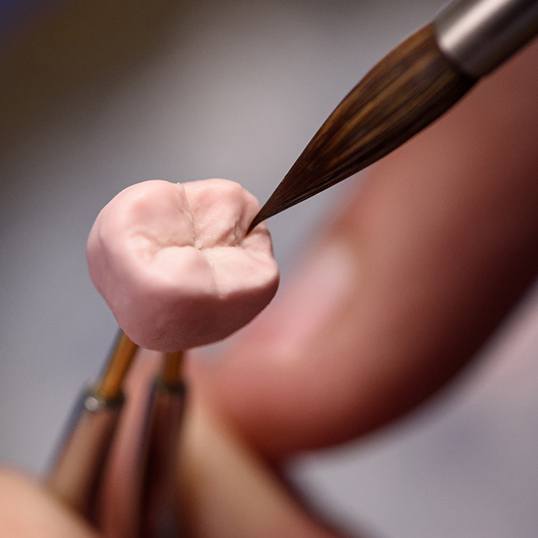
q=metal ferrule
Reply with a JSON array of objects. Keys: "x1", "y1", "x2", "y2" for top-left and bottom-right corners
[
  {"x1": 435, "y1": 0, "x2": 538, "y2": 78},
  {"x1": 46, "y1": 387, "x2": 124, "y2": 519}
]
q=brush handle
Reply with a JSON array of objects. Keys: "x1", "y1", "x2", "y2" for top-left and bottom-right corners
[
  {"x1": 435, "y1": 0, "x2": 538, "y2": 78},
  {"x1": 140, "y1": 379, "x2": 186, "y2": 537},
  {"x1": 47, "y1": 389, "x2": 123, "y2": 521}
]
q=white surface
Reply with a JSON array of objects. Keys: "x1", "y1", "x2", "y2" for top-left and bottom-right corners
[{"x1": 1, "y1": 1, "x2": 536, "y2": 536}]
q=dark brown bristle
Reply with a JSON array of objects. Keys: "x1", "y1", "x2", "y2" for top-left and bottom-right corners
[{"x1": 249, "y1": 24, "x2": 474, "y2": 231}]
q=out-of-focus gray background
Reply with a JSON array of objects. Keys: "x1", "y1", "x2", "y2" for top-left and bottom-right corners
[{"x1": 1, "y1": 1, "x2": 537, "y2": 536}]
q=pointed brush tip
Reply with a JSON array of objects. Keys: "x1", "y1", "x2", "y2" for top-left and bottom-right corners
[
  {"x1": 247, "y1": 214, "x2": 263, "y2": 234},
  {"x1": 247, "y1": 204, "x2": 277, "y2": 234}
]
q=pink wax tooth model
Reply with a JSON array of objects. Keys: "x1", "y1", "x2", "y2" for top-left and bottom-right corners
[{"x1": 87, "y1": 179, "x2": 279, "y2": 351}]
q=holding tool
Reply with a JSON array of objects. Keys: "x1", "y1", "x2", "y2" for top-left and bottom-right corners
[
  {"x1": 46, "y1": 332, "x2": 138, "y2": 522},
  {"x1": 140, "y1": 351, "x2": 186, "y2": 537}
]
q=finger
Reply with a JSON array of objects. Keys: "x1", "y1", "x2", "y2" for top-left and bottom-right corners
[
  {"x1": 193, "y1": 41, "x2": 538, "y2": 457},
  {"x1": 0, "y1": 469, "x2": 96, "y2": 538},
  {"x1": 176, "y1": 392, "x2": 350, "y2": 538}
]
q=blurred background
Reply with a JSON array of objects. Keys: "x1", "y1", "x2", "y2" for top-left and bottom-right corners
[{"x1": 1, "y1": 1, "x2": 537, "y2": 536}]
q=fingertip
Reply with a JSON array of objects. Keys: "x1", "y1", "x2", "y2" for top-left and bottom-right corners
[{"x1": 0, "y1": 468, "x2": 96, "y2": 537}]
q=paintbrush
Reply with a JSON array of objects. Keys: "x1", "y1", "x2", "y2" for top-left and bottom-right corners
[
  {"x1": 46, "y1": 331, "x2": 138, "y2": 522},
  {"x1": 249, "y1": 0, "x2": 538, "y2": 230},
  {"x1": 140, "y1": 351, "x2": 186, "y2": 537}
]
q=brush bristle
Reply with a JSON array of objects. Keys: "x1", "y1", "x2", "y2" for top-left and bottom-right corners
[{"x1": 250, "y1": 24, "x2": 474, "y2": 229}]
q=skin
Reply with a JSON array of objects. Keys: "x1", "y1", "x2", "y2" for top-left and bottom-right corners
[{"x1": 1, "y1": 40, "x2": 536, "y2": 537}]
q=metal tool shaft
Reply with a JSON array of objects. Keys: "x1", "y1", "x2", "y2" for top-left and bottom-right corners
[{"x1": 435, "y1": 0, "x2": 538, "y2": 77}]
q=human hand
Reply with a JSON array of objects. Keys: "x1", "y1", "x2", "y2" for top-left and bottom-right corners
[
  {"x1": 195, "y1": 40, "x2": 538, "y2": 457},
  {"x1": 1, "y1": 40, "x2": 536, "y2": 538}
]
